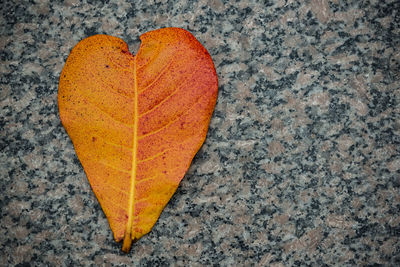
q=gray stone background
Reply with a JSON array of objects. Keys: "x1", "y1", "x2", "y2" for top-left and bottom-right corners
[{"x1": 1, "y1": 0, "x2": 399, "y2": 266}]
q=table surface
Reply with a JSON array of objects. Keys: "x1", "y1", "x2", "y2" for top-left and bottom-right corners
[{"x1": 1, "y1": 0, "x2": 399, "y2": 266}]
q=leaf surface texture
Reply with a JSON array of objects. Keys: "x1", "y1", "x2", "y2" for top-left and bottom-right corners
[{"x1": 58, "y1": 28, "x2": 218, "y2": 252}]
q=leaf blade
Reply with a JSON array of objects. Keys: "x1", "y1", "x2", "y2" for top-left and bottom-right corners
[{"x1": 58, "y1": 28, "x2": 218, "y2": 253}]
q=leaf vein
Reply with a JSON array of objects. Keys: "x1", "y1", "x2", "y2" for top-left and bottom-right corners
[
  {"x1": 138, "y1": 72, "x2": 197, "y2": 118},
  {"x1": 138, "y1": 61, "x2": 173, "y2": 94},
  {"x1": 138, "y1": 87, "x2": 180, "y2": 118},
  {"x1": 105, "y1": 182, "x2": 129, "y2": 196},
  {"x1": 137, "y1": 174, "x2": 158, "y2": 184},
  {"x1": 98, "y1": 160, "x2": 131, "y2": 174},
  {"x1": 77, "y1": 92, "x2": 134, "y2": 128},
  {"x1": 137, "y1": 147, "x2": 172, "y2": 163},
  {"x1": 136, "y1": 43, "x2": 163, "y2": 72},
  {"x1": 135, "y1": 196, "x2": 151, "y2": 203},
  {"x1": 106, "y1": 85, "x2": 134, "y2": 100},
  {"x1": 97, "y1": 135, "x2": 132, "y2": 150},
  {"x1": 137, "y1": 93, "x2": 204, "y2": 140}
]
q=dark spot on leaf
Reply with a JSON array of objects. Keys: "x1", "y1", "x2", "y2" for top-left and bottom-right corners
[
  {"x1": 92, "y1": 137, "x2": 97, "y2": 142},
  {"x1": 105, "y1": 65, "x2": 109, "y2": 68}
]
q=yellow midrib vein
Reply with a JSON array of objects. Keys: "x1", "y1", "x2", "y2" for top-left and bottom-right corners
[{"x1": 122, "y1": 55, "x2": 138, "y2": 252}]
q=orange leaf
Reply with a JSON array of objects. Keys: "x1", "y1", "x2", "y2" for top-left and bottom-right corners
[{"x1": 58, "y1": 28, "x2": 218, "y2": 252}]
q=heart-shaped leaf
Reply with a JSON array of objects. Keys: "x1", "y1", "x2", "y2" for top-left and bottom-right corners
[{"x1": 58, "y1": 28, "x2": 218, "y2": 252}]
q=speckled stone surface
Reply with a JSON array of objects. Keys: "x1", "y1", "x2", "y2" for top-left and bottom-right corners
[{"x1": 1, "y1": 0, "x2": 399, "y2": 266}]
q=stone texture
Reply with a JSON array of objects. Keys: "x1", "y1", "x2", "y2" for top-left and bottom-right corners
[{"x1": 1, "y1": 0, "x2": 399, "y2": 266}]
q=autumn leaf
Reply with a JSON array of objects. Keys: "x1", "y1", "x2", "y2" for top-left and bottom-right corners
[{"x1": 58, "y1": 28, "x2": 218, "y2": 252}]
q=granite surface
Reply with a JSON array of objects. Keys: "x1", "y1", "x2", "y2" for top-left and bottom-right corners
[{"x1": 1, "y1": 0, "x2": 399, "y2": 266}]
